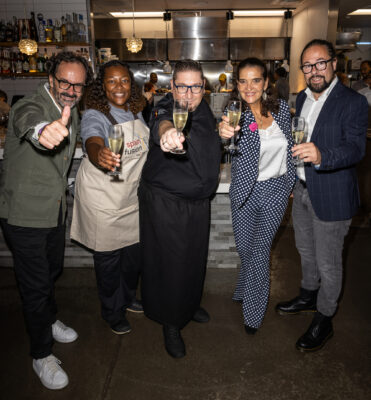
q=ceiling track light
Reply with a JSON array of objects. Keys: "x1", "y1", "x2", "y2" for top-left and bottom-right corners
[
  {"x1": 163, "y1": 11, "x2": 172, "y2": 21},
  {"x1": 226, "y1": 10, "x2": 234, "y2": 20},
  {"x1": 284, "y1": 9, "x2": 293, "y2": 19}
]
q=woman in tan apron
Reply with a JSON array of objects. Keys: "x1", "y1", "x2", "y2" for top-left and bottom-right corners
[{"x1": 70, "y1": 61, "x2": 149, "y2": 334}]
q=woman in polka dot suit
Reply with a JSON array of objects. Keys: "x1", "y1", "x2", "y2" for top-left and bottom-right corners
[{"x1": 219, "y1": 58, "x2": 296, "y2": 334}]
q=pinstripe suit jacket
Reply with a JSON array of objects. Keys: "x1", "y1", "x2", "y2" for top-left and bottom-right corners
[
  {"x1": 296, "y1": 80, "x2": 369, "y2": 221},
  {"x1": 230, "y1": 99, "x2": 296, "y2": 209}
]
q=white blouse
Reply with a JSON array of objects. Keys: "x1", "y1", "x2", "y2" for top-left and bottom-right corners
[{"x1": 257, "y1": 120, "x2": 288, "y2": 182}]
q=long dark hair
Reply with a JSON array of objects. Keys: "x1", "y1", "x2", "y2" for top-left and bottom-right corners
[
  {"x1": 85, "y1": 60, "x2": 146, "y2": 116},
  {"x1": 235, "y1": 57, "x2": 279, "y2": 117}
]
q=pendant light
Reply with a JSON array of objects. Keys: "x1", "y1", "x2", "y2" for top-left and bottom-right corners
[
  {"x1": 224, "y1": 10, "x2": 234, "y2": 73},
  {"x1": 18, "y1": 7, "x2": 38, "y2": 55},
  {"x1": 162, "y1": 11, "x2": 172, "y2": 74},
  {"x1": 126, "y1": 0, "x2": 143, "y2": 53},
  {"x1": 19, "y1": 38, "x2": 38, "y2": 55}
]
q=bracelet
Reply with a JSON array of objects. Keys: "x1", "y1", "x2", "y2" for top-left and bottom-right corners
[{"x1": 38, "y1": 125, "x2": 47, "y2": 139}]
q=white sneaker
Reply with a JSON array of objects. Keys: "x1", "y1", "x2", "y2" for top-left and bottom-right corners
[
  {"x1": 52, "y1": 320, "x2": 78, "y2": 343},
  {"x1": 33, "y1": 354, "x2": 69, "y2": 390}
]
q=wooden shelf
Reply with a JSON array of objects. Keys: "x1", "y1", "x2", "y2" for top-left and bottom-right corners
[
  {"x1": 0, "y1": 72, "x2": 48, "y2": 78},
  {"x1": 0, "y1": 42, "x2": 89, "y2": 47}
]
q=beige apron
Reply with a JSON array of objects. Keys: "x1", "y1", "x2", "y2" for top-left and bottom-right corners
[{"x1": 70, "y1": 118, "x2": 149, "y2": 251}]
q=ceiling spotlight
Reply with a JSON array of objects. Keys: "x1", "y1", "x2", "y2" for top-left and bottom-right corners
[
  {"x1": 163, "y1": 11, "x2": 171, "y2": 21},
  {"x1": 226, "y1": 10, "x2": 234, "y2": 20}
]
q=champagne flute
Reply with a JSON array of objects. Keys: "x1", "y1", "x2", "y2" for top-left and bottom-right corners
[
  {"x1": 291, "y1": 117, "x2": 307, "y2": 165},
  {"x1": 225, "y1": 100, "x2": 242, "y2": 151},
  {"x1": 171, "y1": 99, "x2": 188, "y2": 155},
  {"x1": 107, "y1": 124, "x2": 123, "y2": 176}
]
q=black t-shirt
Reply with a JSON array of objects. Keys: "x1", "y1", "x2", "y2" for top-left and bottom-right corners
[{"x1": 142, "y1": 93, "x2": 221, "y2": 200}]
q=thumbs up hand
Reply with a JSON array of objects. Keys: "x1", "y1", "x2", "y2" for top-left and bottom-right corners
[{"x1": 38, "y1": 106, "x2": 71, "y2": 149}]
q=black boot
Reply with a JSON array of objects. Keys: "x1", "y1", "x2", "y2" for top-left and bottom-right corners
[
  {"x1": 192, "y1": 307, "x2": 210, "y2": 323},
  {"x1": 296, "y1": 311, "x2": 333, "y2": 352},
  {"x1": 163, "y1": 325, "x2": 186, "y2": 358},
  {"x1": 275, "y1": 288, "x2": 318, "y2": 315}
]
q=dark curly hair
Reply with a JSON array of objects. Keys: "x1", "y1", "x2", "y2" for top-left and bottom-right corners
[
  {"x1": 234, "y1": 57, "x2": 279, "y2": 117},
  {"x1": 45, "y1": 51, "x2": 93, "y2": 87},
  {"x1": 85, "y1": 60, "x2": 146, "y2": 116}
]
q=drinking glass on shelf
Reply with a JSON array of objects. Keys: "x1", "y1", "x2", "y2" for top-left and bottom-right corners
[
  {"x1": 291, "y1": 117, "x2": 307, "y2": 165},
  {"x1": 225, "y1": 100, "x2": 241, "y2": 152},
  {"x1": 107, "y1": 124, "x2": 123, "y2": 176},
  {"x1": 171, "y1": 99, "x2": 188, "y2": 155}
]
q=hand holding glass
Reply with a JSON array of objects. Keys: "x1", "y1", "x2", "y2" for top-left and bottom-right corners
[
  {"x1": 107, "y1": 124, "x2": 123, "y2": 176},
  {"x1": 225, "y1": 100, "x2": 241, "y2": 151},
  {"x1": 292, "y1": 117, "x2": 307, "y2": 165},
  {"x1": 171, "y1": 99, "x2": 188, "y2": 155}
]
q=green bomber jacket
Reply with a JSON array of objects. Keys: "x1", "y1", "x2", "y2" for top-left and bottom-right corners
[{"x1": 0, "y1": 82, "x2": 80, "y2": 228}]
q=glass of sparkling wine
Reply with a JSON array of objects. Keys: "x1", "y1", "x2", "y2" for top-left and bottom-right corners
[
  {"x1": 107, "y1": 124, "x2": 123, "y2": 176},
  {"x1": 171, "y1": 99, "x2": 188, "y2": 155},
  {"x1": 226, "y1": 100, "x2": 242, "y2": 151},
  {"x1": 292, "y1": 117, "x2": 307, "y2": 165}
]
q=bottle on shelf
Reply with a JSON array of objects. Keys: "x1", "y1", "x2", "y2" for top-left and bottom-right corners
[
  {"x1": 2, "y1": 49, "x2": 11, "y2": 74},
  {"x1": 72, "y1": 13, "x2": 79, "y2": 42},
  {"x1": 43, "y1": 47, "x2": 49, "y2": 62},
  {"x1": 20, "y1": 19, "x2": 30, "y2": 40},
  {"x1": 10, "y1": 51, "x2": 17, "y2": 76},
  {"x1": 16, "y1": 51, "x2": 23, "y2": 74},
  {"x1": 29, "y1": 52, "x2": 37, "y2": 72},
  {"x1": 54, "y1": 19, "x2": 62, "y2": 42},
  {"x1": 22, "y1": 53, "x2": 30, "y2": 73},
  {"x1": 12, "y1": 16, "x2": 19, "y2": 42},
  {"x1": 0, "y1": 21, "x2": 6, "y2": 42},
  {"x1": 78, "y1": 14, "x2": 86, "y2": 42},
  {"x1": 61, "y1": 16, "x2": 67, "y2": 42},
  {"x1": 5, "y1": 21, "x2": 13, "y2": 42},
  {"x1": 66, "y1": 14, "x2": 73, "y2": 42},
  {"x1": 45, "y1": 19, "x2": 54, "y2": 42},
  {"x1": 37, "y1": 13, "x2": 46, "y2": 42},
  {"x1": 37, "y1": 51, "x2": 45, "y2": 72},
  {"x1": 29, "y1": 12, "x2": 39, "y2": 42}
]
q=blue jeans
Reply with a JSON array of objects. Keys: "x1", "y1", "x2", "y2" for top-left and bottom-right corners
[{"x1": 292, "y1": 181, "x2": 351, "y2": 317}]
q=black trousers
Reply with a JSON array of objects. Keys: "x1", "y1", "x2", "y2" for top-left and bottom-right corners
[
  {"x1": 139, "y1": 181, "x2": 210, "y2": 329},
  {"x1": 0, "y1": 217, "x2": 65, "y2": 359},
  {"x1": 93, "y1": 242, "x2": 140, "y2": 327}
]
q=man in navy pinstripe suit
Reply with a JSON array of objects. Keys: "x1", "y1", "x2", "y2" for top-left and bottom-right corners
[{"x1": 276, "y1": 39, "x2": 368, "y2": 352}]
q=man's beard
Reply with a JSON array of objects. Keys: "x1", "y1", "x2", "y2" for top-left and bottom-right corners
[
  {"x1": 307, "y1": 74, "x2": 334, "y2": 94},
  {"x1": 51, "y1": 85, "x2": 79, "y2": 108}
]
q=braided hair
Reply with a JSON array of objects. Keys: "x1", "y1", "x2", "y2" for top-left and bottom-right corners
[{"x1": 85, "y1": 60, "x2": 146, "y2": 116}]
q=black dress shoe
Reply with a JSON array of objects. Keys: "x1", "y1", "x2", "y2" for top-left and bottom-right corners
[
  {"x1": 192, "y1": 307, "x2": 210, "y2": 323},
  {"x1": 275, "y1": 288, "x2": 318, "y2": 315},
  {"x1": 163, "y1": 325, "x2": 186, "y2": 358},
  {"x1": 111, "y1": 317, "x2": 132, "y2": 335},
  {"x1": 127, "y1": 298, "x2": 144, "y2": 313},
  {"x1": 244, "y1": 325, "x2": 258, "y2": 335},
  {"x1": 296, "y1": 312, "x2": 333, "y2": 352}
]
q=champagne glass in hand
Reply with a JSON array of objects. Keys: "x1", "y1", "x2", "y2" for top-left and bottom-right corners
[
  {"x1": 292, "y1": 117, "x2": 307, "y2": 165},
  {"x1": 225, "y1": 100, "x2": 241, "y2": 151},
  {"x1": 171, "y1": 99, "x2": 188, "y2": 155},
  {"x1": 107, "y1": 124, "x2": 123, "y2": 176}
]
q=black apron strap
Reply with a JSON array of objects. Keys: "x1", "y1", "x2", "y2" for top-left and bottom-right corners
[{"x1": 106, "y1": 113, "x2": 119, "y2": 125}]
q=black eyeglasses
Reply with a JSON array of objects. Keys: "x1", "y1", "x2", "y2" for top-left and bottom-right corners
[
  {"x1": 54, "y1": 76, "x2": 86, "y2": 93},
  {"x1": 174, "y1": 83, "x2": 204, "y2": 94},
  {"x1": 300, "y1": 58, "x2": 333, "y2": 74}
]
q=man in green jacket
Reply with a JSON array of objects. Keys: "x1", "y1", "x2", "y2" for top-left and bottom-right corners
[{"x1": 0, "y1": 52, "x2": 92, "y2": 390}]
